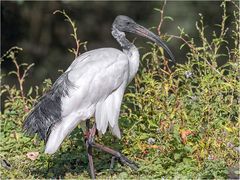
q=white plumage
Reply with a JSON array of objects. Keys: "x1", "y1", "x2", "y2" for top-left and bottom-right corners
[{"x1": 45, "y1": 47, "x2": 139, "y2": 154}]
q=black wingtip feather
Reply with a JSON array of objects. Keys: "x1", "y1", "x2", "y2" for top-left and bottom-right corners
[{"x1": 23, "y1": 72, "x2": 74, "y2": 141}]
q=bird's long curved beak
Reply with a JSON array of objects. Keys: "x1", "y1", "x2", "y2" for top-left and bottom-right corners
[{"x1": 130, "y1": 24, "x2": 175, "y2": 62}]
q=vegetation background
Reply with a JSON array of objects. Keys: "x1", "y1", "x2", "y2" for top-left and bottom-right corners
[
  {"x1": 1, "y1": 1, "x2": 237, "y2": 89},
  {"x1": 1, "y1": 0, "x2": 239, "y2": 179}
]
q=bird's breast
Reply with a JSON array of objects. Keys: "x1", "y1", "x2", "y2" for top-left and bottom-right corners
[{"x1": 124, "y1": 46, "x2": 140, "y2": 83}]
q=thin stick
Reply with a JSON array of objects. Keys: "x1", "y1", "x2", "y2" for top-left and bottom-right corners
[
  {"x1": 157, "y1": 0, "x2": 166, "y2": 36},
  {"x1": 53, "y1": 10, "x2": 81, "y2": 58}
]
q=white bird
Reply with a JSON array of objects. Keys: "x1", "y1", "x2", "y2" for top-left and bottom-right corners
[{"x1": 23, "y1": 15, "x2": 174, "y2": 178}]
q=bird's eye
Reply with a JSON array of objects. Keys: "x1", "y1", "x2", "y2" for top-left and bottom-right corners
[{"x1": 126, "y1": 22, "x2": 130, "y2": 25}]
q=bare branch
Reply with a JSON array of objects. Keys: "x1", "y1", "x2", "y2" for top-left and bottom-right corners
[
  {"x1": 169, "y1": 35, "x2": 197, "y2": 54},
  {"x1": 157, "y1": 0, "x2": 166, "y2": 36},
  {"x1": 53, "y1": 10, "x2": 87, "y2": 59},
  {"x1": 2, "y1": 47, "x2": 34, "y2": 110}
]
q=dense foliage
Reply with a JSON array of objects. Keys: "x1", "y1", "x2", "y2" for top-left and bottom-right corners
[{"x1": 1, "y1": 1, "x2": 239, "y2": 179}]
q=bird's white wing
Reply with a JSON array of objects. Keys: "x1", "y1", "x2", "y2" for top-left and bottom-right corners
[
  {"x1": 61, "y1": 48, "x2": 129, "y2": 117},
  {"x1": 45, "y1": 48, "x2": 129, "y2": 154}
]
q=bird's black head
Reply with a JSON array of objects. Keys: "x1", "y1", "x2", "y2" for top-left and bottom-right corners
[
  {"x1": 112, "y1": 15, "x2": 175, "y2": 62},
  {"x1": 113, "y1": 15, "x2": 137, "y2": 32}
]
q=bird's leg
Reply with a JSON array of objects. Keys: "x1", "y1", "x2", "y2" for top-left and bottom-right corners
[
  {"x1": 85, "y1": 119, "x2": 96, "y2": 179},
  {"x1": 110, "y1": 156, "x2": 116, "y2": 173},
  {"x1": 86, "y1": 123, "x2": 138, "y2": 172}
]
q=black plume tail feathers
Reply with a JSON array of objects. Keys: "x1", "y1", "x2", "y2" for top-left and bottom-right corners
[
  {"x1": 23, "y1": 93, "x2": 61, "y2": 141},
  {"x1": 23, "y1": 72, "x2": 74, "y2": 142}
]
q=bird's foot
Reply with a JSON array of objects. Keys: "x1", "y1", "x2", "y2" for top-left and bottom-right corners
[
  {"x1": 91, "y1": 142, "x2": 139, "y2": 171},
  {"x1": 109, "y1": 154, "x2": 139, "y2": 172},
  {"x1": 114, "y1": 152, "x2": 139, "y2": 171}
]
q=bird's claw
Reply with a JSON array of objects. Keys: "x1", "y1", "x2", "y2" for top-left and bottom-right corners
[{"x1": 115, "y1": 153, "x2": 139, "y2": 171}]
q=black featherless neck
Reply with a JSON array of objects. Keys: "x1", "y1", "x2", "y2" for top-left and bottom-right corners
[{"x1": 111, "y1": 26, "x2": 133, "y2": 50}]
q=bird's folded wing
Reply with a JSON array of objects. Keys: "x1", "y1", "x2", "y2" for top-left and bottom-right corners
[{"x1": 61, "y1": 48, "x2": 129, "y2": 122}]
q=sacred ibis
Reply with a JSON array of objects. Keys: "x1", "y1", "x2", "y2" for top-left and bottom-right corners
[{"x1": 23, "y1": 15, "x2": 175, "y2": 178}]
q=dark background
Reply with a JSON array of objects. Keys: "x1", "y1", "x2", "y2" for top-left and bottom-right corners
[{"x1": 1, "y1": 1, "x2": 235, "y2": 89}]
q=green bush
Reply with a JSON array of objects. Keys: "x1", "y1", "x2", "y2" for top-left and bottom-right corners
[{"x1": 0, "y1": 1, "x2": 239, "y2": 179}]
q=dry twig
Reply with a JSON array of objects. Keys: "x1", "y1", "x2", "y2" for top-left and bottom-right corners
[
  {"x1": 53, "y1": 10, "x2": 87, "y2": 59},
  {"x1": 157, "y1": 0, "x2": 167, "y2": 36},
  {"x1": 1, "y1": 47, "x2": 34, "y2": 109}
]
